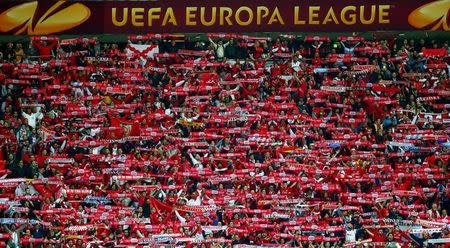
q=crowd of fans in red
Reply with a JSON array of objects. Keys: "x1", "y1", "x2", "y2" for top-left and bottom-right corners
[{"x1": 0, "y1": 33, "x2": 449, "y2": 248}]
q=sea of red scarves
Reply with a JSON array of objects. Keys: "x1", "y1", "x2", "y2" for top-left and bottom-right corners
[{"x1": 0, "y1": 34, "x2": 449, "y2": 247}]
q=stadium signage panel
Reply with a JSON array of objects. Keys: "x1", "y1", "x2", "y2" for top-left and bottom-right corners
[
  {"x1": 0, "y1": 0, "x2": 448, "y2": 35},
  {"x1": 111, "y1": 5, "x2": 392, "y2": 27}
]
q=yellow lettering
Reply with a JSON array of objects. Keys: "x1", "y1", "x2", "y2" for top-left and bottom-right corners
[
  {"x1": 341, "y1": 6, "x2": 356, "y2": 25},
  {"x1": 294, "y1": 6, "x2": 306, "y2": 25},
  {"x1": 220, "y1": 7, "x2": 233, "y2": 25},
  {"x1": 360, "y1": 6, "x2": 376, "y2": 24},
  {"x1": 235, "y1": 6, "x2": 253, "y2": 26},
  {"x1": 309, "y1": 6, "x2": 320, "y2": 25},
  {"x1": 200, "y1": 7, "x2": 216, "y2": 26},
  {"x1": 268, "y1": 7, "x2": 285, "y2": 25},
  {"x1": 112, "y1": 8, "x2": 128, "y2": 27},
  {"x1": 379, "y1": 5, "x2": 390, "y2": 24},
  {"x1": 322, "y1": 7, "x2": 339, "y2": 24},
  {"x1": 132, "y1": 8, "x2": 145, "y2": 27},
  {"x1": 146, "y1": 8, "x2": 159, "y2": 27},
  {"x1": 256, "y1": 6, "x2": 269, "y2": 25},
  {"x1": 162, "y1": 7, "x2": 177, "y2": 26},
  {"x1": 186, "y1": 7, "x2": 197, "y2": 26}
]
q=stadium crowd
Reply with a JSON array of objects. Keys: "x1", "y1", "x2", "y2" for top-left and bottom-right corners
[{"x1": 0, "y1": 33, "x2": 449, "y2": 248}]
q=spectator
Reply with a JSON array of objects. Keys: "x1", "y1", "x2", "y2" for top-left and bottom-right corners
[
  {"x1": 31, "y1": 38, "x2": 58, "y2": 58},
  {"x1": 14, "y1": 43, "x2": 24, "y2": 63},
  {"x1": 208, "y1": 37, "x2": 229, "y2": 61},
  {"x1": 0, "y1": 33, "x2": 447, "y2": 247}
]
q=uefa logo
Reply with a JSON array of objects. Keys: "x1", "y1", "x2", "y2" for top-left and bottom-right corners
[
  {"x1": 408, "y1": 0, "x2": 450, "y2": 30},
  {"x1": 0, "y1": 0, "x2": 90, "y2": 35}
]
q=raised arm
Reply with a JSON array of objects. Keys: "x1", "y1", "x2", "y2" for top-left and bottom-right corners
[{"x1": 208, "y1": 37, "x2": 217, "y2": 48}]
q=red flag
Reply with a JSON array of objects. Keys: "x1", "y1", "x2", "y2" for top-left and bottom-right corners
[{"x1": 150, "y1": 197, "x2": 173, "y2": 213}]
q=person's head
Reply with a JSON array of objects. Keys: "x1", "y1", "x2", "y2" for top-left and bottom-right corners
[
  {"x1": 347, "y1": 223, "x2": 353, "y2": 229},
  {"x1": 387, "y1": 233, "x2": 394, "y2": 241},
  {"x1": 410, "y1": 212, "x2": 418, "y2": 221},
  {"x1": 432, "y1": 203, "x2": 438, "y2": 211}
]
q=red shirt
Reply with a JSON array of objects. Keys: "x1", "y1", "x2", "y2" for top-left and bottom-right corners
[{"x1": 33, "y1": 40, "x2": 58, "y2": 57}]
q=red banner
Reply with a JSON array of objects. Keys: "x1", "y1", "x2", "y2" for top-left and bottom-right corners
[{"x1": 0, "y1": 0, "x2": 448, "y2": 35}]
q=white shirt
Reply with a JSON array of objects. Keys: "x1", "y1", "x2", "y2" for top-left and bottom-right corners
[
  {"x1": 292, "y1": 60, "x2": 301, "y2": 72},
  {"x1": 186, "y1": 190, "x2": 202, "y2": 206},
  {"x1": 345, "y1": 229, "x2": 356, "y2": 242},
  {"x1": 22, "y1": 108, "x2": 43, "y2": 129},
  {"x1": 10, "y1": 231, "x2": 19, "y2": 247},
  {"x1": 209, "y1": 38, "x2": 229, "y2": 59},
  {"x1": 15, "y1": 183, "x2": 38, "y2": 196}
]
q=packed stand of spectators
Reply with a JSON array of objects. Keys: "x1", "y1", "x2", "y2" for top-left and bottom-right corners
[{"x1": 0, "y1": 33, "x2": 449, "y2": 248}]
